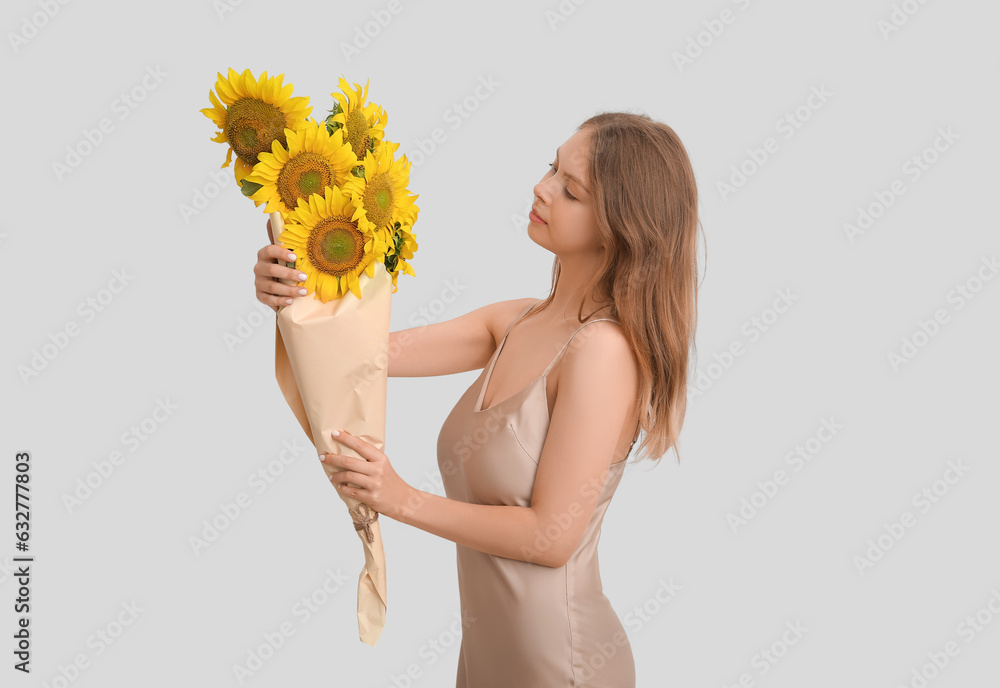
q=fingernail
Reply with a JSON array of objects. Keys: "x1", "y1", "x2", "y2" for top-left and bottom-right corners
[
  {"x1": 285, "y1": 299, "x2": 293, "y2": 304},
  {"x1": 298, "y1": 273, "x2": 308, "y2": 281},
  {"x1": 287, "y1": 253, "x2": 296, "y2": 261},
  {"x1": 298, "y1": 288, "x2": 307, "y2": 295},
  {"x1": 331, "y1": 429, "x2": 340, "y2": 437}
]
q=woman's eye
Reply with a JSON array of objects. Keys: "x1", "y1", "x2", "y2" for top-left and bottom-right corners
[{"x1": 547, "y1": 163, "x2": 576, "y2": 200}]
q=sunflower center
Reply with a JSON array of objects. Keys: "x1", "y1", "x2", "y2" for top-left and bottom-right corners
[
  {"x1": 346, "y1": 109, "x2": 372, "y2": 157},
  {"x1": 225, "y1": 98, "x2": 287, "y2": 166},
  {"x1": 299, "y1": 170, "x2": 323, "y2": 195},
  {"x1": 363, "y1": 174, "x2": 395, "y2": 228},
  {"x1": 277, "y1": 152, "x2": 333, "y2": 210},
  {"x1": 308, "y1": 217, "x2": 365, "y2": 276}
]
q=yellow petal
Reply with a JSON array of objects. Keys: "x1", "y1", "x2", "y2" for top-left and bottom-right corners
[
  {"x1": 209, "y1": 89, "x2": 225, "y2": 111},
  {"x1": 286, "y1": 129, "x2": 301, "y2": 157},
  {"x1": 216, "y1": 76, "x2": 238, "y2": 104},
  {"x1": 240, "y1": 68, "x2": 257, "y2": 98},
  {"x1": 234, "y1": 157, "x2": 253, "y2": 183}
]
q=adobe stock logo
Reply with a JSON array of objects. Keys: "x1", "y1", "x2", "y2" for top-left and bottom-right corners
[
  {"x1": 61, "y1": 397, "x2": 180, "y2": 514},
  {"x1": 842, "y1": 126, "x2": 960, "y2": 244},
  {"x1": 689, "y1": 287, "x2": 799, "y2": 400},
  {"x1": 51, "y1": 65, "x2": 168, "y2": 182},
  {"x1": 726, "y1": 417, "x2": 843, "y2": 535},
  {"x1": 8, "y1": 0, "x2": 73, "y2": 54},
  {"x1": 17, "y1": 269, "x2": 136, "y2": 386},
  {"x1": 722, "y1": 620, "x2": 808, "y2": 687},
  {"x1": 886, "y1": 255, "x2": 998, "y2": 372},
  {"x1": 716, "y1": 85, "x2": 832, "y2": 203},
  {"x1": 406, "y1": 75, "x2": 501, "y2": 168},
  {"x1": 338, "y1": 0, "x2": 410, "y2": 62},
  {"x1": 671, "y1": 0, "x2": 754, "y2": 72},
  {"x1": 877, "y1": 0, "x2": 932, "y2": 39},
  {"x1": 852, "y1": 458, "x2": 970, "y2": 575}
]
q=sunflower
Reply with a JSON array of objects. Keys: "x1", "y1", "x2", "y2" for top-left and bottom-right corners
[
  {"x1": 201, "y1": 68, "x2": 312, "y2": 183},
  {"x1": 383, "y1": 221, "x2": 418, "y2": 294},
  {"x1": 326, "y1": 77, "x2": 388, "y2": 161},
  {"x1": 341, "y1": 141, "x2": 419, "y2": 256},
  {"x1": 242, "y1": 120, "x2": 358, "y2": 216},
  {"x1": 279, "y1": 186, "x2": 385, "y2": 302},
  {"x1": 200, "y1": 68, "x2": 312, "y2": 185}
]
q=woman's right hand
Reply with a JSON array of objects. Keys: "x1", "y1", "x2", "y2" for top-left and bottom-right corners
[{"x1": 255, "y1": 220, "x2": 309, "y2": 312}]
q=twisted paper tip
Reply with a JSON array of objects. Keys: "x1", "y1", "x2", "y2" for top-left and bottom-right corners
[{"x1": 349, "y1": 502, "x2": 379, "y2": 543}]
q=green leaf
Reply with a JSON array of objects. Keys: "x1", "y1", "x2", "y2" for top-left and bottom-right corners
[
  {"x1": 240, "y1": 180, "x2": 264, "y2": 198},
  {"x1": 325, "y1": 103, "x2": 344, "y2": 133}
]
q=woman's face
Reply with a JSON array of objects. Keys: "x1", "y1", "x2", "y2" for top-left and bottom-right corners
[{"x1": 529, "y1": 127, "x2": 603, "y2": 257}]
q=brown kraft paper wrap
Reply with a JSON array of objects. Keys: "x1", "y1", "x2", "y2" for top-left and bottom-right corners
[{"x1": 269, "y1": 211, "x2": 391, "y2": 647}]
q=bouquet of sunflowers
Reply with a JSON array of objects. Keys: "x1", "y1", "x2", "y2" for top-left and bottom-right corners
[{"x1": 201, "y1": 69, "x2": 419, "y2": 646}]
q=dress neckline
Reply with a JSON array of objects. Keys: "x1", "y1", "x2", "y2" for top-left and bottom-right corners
[
  {"x1": 473, "y1": 334, "x2": 547, "y2": 414},
  {"x1": 474, "y1": 303, "x2": 620, "y2": 415}
]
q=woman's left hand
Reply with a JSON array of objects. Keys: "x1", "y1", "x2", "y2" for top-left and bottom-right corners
[{"x1": 321, "y1": 429, "x2": 412, "y2": 521}]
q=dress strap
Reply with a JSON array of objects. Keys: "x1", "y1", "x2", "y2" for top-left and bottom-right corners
[
  {"x1": 500, "y1": 301, "x2": 537, "y2": 342},
  {"x1": 541, "y1": 317, "x2": 621, "y2": 377}
]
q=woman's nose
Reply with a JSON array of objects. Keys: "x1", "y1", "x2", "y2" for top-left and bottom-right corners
[{"x1": 533, "y1": 180, "x2": 551, "y2": 203}]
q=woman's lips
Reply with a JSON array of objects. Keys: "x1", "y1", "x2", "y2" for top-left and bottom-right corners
[{"x1": 529, "y1": 209, "x2": 547, "y2": 224}]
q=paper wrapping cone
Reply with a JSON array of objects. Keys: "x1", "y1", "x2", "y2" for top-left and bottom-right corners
[{"x1": 269, "y1": 212, "x2": 391, "y2": 647}]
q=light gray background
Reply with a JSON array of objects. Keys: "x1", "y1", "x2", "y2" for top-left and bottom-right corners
[{"x1": 2, "y1": 0, "x2": 998, "y2": 685}]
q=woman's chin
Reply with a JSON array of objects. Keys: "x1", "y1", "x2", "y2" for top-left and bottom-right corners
[{"x1": 526, "y1": 223, "x2": 545, "y2": 247}]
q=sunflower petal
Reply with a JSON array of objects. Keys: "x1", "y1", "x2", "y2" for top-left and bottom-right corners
[
  {"x1": 216, "y1": 76, "x2": 238, "y2": 104},
  {"x1": 234, "y1": 157, "x2": 253, "y2": 183},
  {"x1": 240, "y1": 69, "x2": 257, "y2": 98}
]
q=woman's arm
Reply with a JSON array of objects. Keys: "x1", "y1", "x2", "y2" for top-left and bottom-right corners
[
  {"x1": 396, "y1": 492, "x2": 551, "y2": 564},
  {"x1": 387, "y1": 298, "x2": 537, "y2": 377},
  {"x1": 397, "y1": 321, "x2": 639, "y2": 568}
]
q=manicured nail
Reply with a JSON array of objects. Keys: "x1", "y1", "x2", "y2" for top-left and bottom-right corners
[
  {"x1": 298, "y1": 288, "x2": 307, "y2": 295},
  {"x1": 298, "y1": 273, "x2": 308, "y2": 281},
  {"x1": 285, "y1": 299, "x2": 293, "y2": 304},
  {"x1": 331, "y1": 429, "x2": 340, "y2": 437},
  {"x1": 287, "y1": 253, "x2": 296, "y2": 261}
]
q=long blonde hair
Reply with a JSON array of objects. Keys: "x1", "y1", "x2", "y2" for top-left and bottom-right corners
[{"x1": 529, "y1": 111, "x2": 702, "y2": 465}]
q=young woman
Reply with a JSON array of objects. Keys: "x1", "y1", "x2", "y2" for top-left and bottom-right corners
[{"x1": 253, "y1": 111, "x2": 700, "y2": 687}]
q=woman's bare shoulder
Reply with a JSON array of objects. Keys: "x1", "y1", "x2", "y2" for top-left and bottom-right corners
[{"x1": 485, "y1": 297, "x2": 543, "y2": 340}]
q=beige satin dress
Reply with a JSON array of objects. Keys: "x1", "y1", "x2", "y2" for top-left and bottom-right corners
[{"x1": 436, "y1": 302, "x2": 637, "y2": 687}]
